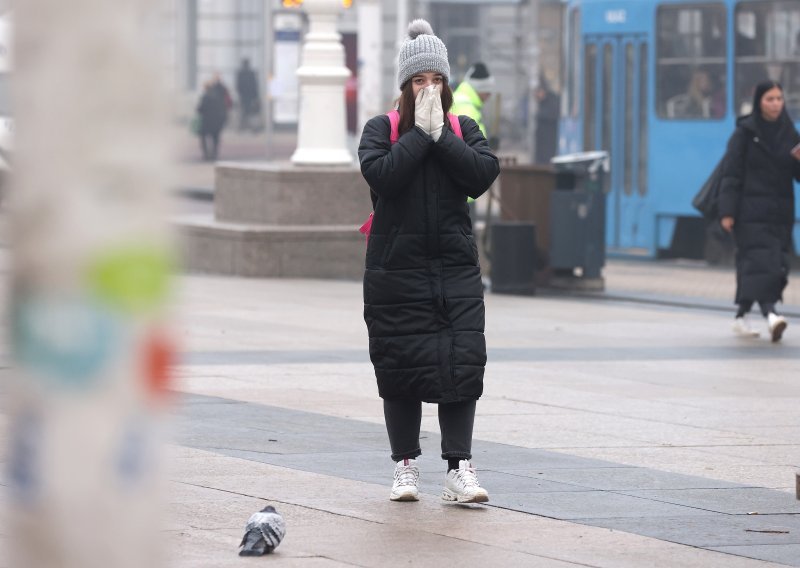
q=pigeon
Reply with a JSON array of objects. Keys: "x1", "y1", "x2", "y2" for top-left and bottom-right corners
[{"x1": 238, "y1": 505, "x2": 286, "y2": 556}]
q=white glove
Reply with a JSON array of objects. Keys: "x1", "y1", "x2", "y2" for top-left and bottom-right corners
[
  {"x1": 414, "y1": 87, "x2": 432, "y2": 134},
  {"x1": 428, "y1": 85, "x2": 444, "y2": 142}
]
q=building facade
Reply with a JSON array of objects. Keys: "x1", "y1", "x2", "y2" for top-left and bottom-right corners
[{"x1": 164, "y1": 0, "x2": 563, "y2": 154}]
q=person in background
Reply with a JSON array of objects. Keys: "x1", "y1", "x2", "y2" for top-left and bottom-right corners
[
  {"x1": 719, "y1": 80, "x2": 800, "y2": 341},
  {"x1": 451, "y1": 62, "x2": 495, "y2": 218},
  {"x1": 667, "y1": 68, "x2": 714, "y2": 119},
  {"x1": 358, "y1": 19, "x2": 499, "y2": 504},
  {"x1": 211, "y1": 72, "x2": 233, "y2": 117},
  {"x1": 533, "y1": 75, "x2": 560, "y2": 164},
  {"x1": 236, "y1": 58, "x2": 261, "y2": 132},
  {"x1": 196, "y1": 79, "x2": 227, "y2": 161},
  {"x1": 451, "y1": 61, "x2": 494, "y2": 142}
]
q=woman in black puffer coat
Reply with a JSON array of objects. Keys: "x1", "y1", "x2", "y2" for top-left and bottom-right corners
[
  {"x1": 719, "y1": 80, "x2": 800, "y2": 342},
  {"x1": 358, "y1": 20, "x2": 499, "y2": 504}
]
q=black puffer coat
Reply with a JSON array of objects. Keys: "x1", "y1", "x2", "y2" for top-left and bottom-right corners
[
  {"x1": 358, "y1": 115, "x2": 499, "y2": 404},
  {"x1": 197, "y1": 90, "x2": 227, "y2": 134},
  {"x1": 718, "y1": 113, "x2": 800, "y2": 304}
]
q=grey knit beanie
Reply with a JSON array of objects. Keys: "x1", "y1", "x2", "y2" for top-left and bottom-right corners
[{"x1": 396, "y1": 19, "x2": 450, "y2": 90}]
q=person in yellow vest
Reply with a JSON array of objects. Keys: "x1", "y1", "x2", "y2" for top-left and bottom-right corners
[
  {"x1": 451, "y1": 62, "x2": 494, "y2": 139},
  {"x1": 452, "y1": 62, "x2": 495, "y2": 213}
]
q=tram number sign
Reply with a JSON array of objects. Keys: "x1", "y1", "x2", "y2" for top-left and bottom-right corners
[{"x1": 605, "y1": 9, "x2": 627, "y2": 24}]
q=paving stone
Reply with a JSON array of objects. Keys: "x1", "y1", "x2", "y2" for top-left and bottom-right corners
[
  {"x1": 518, "y1": 467, "x2": 745, "y2": 491},
  {"x1": 620, "y1": 488, "x2": 800, "y2": 515},
  {"x1": 489, "y1": 490, "x2": 715, "y2": 520},
  {"x1": 708, "y1": 544, "x2": 800, "y2": 567},
  {"x1": 589, "y1": 515, "x2": 800, "y2": 547},
  {"x1": 489, "y1": 344, "x2": 800, "y2": 362},
  {"x1": 471, "y1": 443, "x2": 627, "y2": 471}
]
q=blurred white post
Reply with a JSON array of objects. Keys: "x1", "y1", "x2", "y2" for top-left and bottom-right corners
[
  {"x1": 396, "y1": 0, "x2": 408, "y2": 52},
  {"x1": 8, "y1": 0, "x2": 173, "y2": 567},
  {"x1": 291, "y1": 0, "x2": 353, "y2": 165},
  {"x1": 357, "y1": 0, "x2": 382, "y2": 134},
  {"x1": 394, "y1": 0, "x2": 408, "y2": 99}
]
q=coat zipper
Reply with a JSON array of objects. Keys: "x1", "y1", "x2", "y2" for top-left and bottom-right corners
[{"x1": 433, "y1": 175, "x2": 457, "y2": 397}]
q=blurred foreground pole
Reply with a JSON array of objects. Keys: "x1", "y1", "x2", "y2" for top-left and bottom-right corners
[{"x1": 8, "y1": 0, "x2": 173, "y2": 567}]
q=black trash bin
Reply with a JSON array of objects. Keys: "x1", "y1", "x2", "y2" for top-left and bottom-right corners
[
  {"x1": 490, "y1": 221, "x2": 537, "y2": 296},
  {"x1": 549, "y1": 151, "x2": 609, "y2": 282}
]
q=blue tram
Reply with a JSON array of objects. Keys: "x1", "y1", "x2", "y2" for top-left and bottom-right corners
[{"x1": 559, "y1": 0, "x2": 800, "y2": 258}]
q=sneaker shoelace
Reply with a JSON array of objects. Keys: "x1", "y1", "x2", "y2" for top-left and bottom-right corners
[
  {"x1": 394, "y1": 465, "x2": 419, "y2": 487},
  {"x1": 453, "y1": 466, "x2": 481, "y2": 489}
]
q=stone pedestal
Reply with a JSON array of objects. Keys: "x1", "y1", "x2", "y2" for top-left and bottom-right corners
[
  {"x1": 176, "y1": 162, "x2": 371, "y2": 279},
  {"x1": 177, "y1": 1, "x2": 366, "y2": 280},
  {"x1": 215, "y1": 162, "x2": 368, "y2": 225}
]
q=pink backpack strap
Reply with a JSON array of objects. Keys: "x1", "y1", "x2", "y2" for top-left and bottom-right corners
[
  {"x1": 386, "y1": 110, "x2": 400, "y2": 144},
  {"x1": 448, "y1": 113, "x2": 462, "y2": 139},
  {"x1": 359, "y1": 211, "x2": 374, "y2": 243},
  {"x1": 386, "y1": 110, "x2": 462, "y2": 144}
]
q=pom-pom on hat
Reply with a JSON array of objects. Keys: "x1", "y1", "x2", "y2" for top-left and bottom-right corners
[
  {"x1": 464, "y1": 62, "x2": 495, "y2": 94},
  {"x1": 397, "y1": 19, "x2": 450, "y2": 90}
]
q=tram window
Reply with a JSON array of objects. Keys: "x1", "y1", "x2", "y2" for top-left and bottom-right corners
[
  {"x1": 735, "y1": 2, "x2": 800, "y2": 120},
  {"x1": 656, "y1": 3, "x2": 727, "y2": 120}
]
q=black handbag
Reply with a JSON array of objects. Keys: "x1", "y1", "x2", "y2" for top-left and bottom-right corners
[{"x1": 692, "y1": 158, "x2": 724, "y2": 219}]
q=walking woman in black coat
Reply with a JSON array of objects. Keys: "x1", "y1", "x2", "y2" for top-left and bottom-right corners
[
  {"x1": 358, "y1": 19, "x2": 499, "y2": 503},
  {"x1": 719, "y1": 80, "x2": 800, "y2": 341},
  {"x1": 196, "y1": 80, "x2": 228, "y2": 161}
]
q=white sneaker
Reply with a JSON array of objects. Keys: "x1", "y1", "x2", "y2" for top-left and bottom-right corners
[
  {"x1": 767, "y1": 313, "x2": 788, "y2": 343},
  {"x1": 442, "y1": 460, "x2": 489, "y2": 503},
  {"x1": 733, "y1": 317, "x2": 760, "y2": 337},
  {"x1": 390, "y1": 459, "x2": 419, "y2": 501}
]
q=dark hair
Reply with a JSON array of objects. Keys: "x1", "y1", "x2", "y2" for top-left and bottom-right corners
[
  {"x1": 396, "y1": 78, "x2": 454, "y2": 136},
  {"x1": 752, "y1": 80, "x2": 785, "y2": 118}
]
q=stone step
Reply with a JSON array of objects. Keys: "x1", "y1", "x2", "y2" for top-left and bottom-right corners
[
  {"x1": 214, "y1": 161, "x2": 371, "y2": 225},
  {"x1": 176, "y1": 215, "x2": 365, "y2": 279}
]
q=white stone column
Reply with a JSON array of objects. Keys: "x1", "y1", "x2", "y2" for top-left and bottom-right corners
[
  {"x1": 291, "y1": 0, "x2": 353, "y2": 166},
  {"x1": 396, "y1": 0, "x2": 409, "y2": 52},
  {"x1": 357, "y1": 0, "x2": 382, "y2": 135},
  {"x1": 9, "y1": 1, "x2": 172, "y2": 567}
]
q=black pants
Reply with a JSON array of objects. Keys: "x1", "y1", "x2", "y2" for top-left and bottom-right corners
[
  {"x1": 736, "y1": 300, "x2": 777, "y2": 318},
  {"x1": 383, "y1": 399, "x2": 475, "y2": 462},
  {"x1": 200, "y1": 130, "x2": 221, "y2": 161}
]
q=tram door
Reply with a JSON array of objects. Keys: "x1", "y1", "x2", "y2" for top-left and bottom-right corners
[{"x1": 583, "y1": 35, "x2": 649, "y2": 252}]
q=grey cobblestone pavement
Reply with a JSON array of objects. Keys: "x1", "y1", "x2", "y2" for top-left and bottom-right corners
[
  {"x1": 177, "y1": 393, "x2": 800, "y2": 565},
  {"x1": 602, "y1": 259, "x2": 800, "y2": 316},
  {"x1": 162, "y1": 273, "x2": 799, "y2": 566}
]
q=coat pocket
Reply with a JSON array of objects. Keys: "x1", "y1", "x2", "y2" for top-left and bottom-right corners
[{"x1": 459, "y1": 227, "x2": 479, "y2": 266}]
